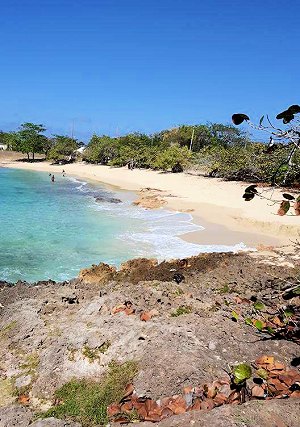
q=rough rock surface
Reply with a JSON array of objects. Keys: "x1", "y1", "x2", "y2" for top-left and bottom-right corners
[
  {"x1": 132, "y1": 188, "x2": 168, "y2": 209},
  {"x1": 132, "y1": 399, "x2": 300, "y2": 427},
  {"x1": 0, "y1": 251, "x2": 299, "y2": 426}
]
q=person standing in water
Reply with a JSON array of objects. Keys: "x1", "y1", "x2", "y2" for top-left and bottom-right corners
[{"x1": 51, "y1": 175, "x2": 55, "y2": 182}]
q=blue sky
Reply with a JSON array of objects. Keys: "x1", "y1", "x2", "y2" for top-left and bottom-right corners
[{"x1": 1, "y1": 0, "x2": 299, "y2": 141}]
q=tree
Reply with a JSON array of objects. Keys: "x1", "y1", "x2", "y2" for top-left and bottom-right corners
[
  {"x1": 232, "y1": 105, "x2": 300, "y2": 217},
  {"x1": 0, "y1": 131, "x2": 18, "y2": 150},
  {"x1": 83, "y1": 135, "x2": 119, "y2": 164},
  {"x1": 153, "y1": 144, "x2": 192, "y2": 171},
  {"x1": 232, "y1": 104, "x2": 300, "y2": 186},
  {"x1": 47, "y1": 135, "x2": 80, "y2": 161},
  {"x1": 207, "y1": 123, "x2": 249, "y2": 148},
  {"x1": 17, "y1": 123, "x2": 47, "y2": 160},
  {"x1": 160, "y1": 125, "x2": 212, "y2": 151}
]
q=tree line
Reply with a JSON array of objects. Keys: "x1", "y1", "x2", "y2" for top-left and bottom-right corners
[
  {"x1": 1, "y1": 119, "x2": 300, "y2": 186},
  {"x1": 0, "y1": 123, "x2": 82, "y2": 161}
]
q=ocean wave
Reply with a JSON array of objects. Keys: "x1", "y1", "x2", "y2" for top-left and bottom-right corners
[{"x1": 67, "y1": 175, "x2": 251, "y2": 260}]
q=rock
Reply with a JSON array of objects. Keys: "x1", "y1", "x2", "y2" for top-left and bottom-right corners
[
  {"x1": 120, "y1": 258, "x2": 158, "y2": 272},
  {"x1": 130, "y1": 399, "x2": 300, "y2": 426},
  {"x1": 0, "y1": 405, "x2": 32, "y2": 427},
  {"x1": 95, "y1": 197, "x2": 122, "y2": 204},
  {"x1": 31, "y1": 418, "x2": 81, "y2": 426},
  {"x1": 0, "y1": 252, "x2": 299, "y2": 427},
  {"x1": 208, "y1": 341, "x2": 217, "y2": 351},
  {"x1": 132, "y1": 188, "x2": 168, "y2": 209},
  {"x1": 79, "y1": 262, "x2": 116, "y2": 285},
  {"x1": 15, "y1": 375, "x2": 32, "y2": 389}
]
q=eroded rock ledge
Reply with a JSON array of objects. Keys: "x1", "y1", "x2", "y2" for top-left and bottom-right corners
[{"x1": 0, "y1": 251, "x2": 299, "y2": 426}]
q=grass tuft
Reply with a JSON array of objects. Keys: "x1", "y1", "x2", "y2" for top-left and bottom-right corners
[
  {"x1": 37, "y1": 360, "x2": 138, "y2": 426},
  {"x1": 171, "y1": 305, "x2": 192, "y2": 317}
]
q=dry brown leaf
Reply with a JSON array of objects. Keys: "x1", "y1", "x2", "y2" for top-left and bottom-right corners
[
  {"x1": 213, "y1": 393, "x2": 228, "y2": 406},
  {"x1": 291, "y1": 390, "x2": 300, "y2": 398},
  {"x1": 200, "y1": 398, "x2": 215, "y2": 411},
  {"x1": 113, "y1": 416, "x2": 129, "y2": 423},
  {"x1": 111, "y1": 304, "x2": 126, "y2": 315},
  {"x1": 161, "y1": 407, "x2": 174, "y2": 418},
  {"x1": 107, "y1": 403, "x2": 121, "y2": 417},
  {"x1": 256, "y1": 355, "x2": 275, "y2": 366},
  {"x1": 251, "y1": 385, "x2": 265, "y2": 398},
  {"x1": 206, "y1": 386, "x2": 218, "y2": 399},
  {"x1": 18, "y1": 395, "x2": 30, "y2": 405},
  {"x1": 123, "y1": 383, "x2": 134, "y2": 399},
  {"x1": 279, "y1": 371, "x2": 300, "y2": 387},
  {"x1": 159, "y1": 397, "x2": 173, "y2": 409},
  {"x1": 267, "y1": 378, "x2": 289, "y2": 396},
  {"x1": 294, "y1": 201, "x2": 300, "y2": 215},
  {"x1": 227, "y1": 391, "x2": 240, "y2": 404},
  {"x1": 144, "y1": 414, "x2": 161, "y2": 422},
  {"x1": 135, "y1": 404, "x2": 148, "y2": 419},
  {"x1": 190, "y1": 398, "x2": 201, "y2": 411},
  {"x1": 168, "y1": 396, "x2": 187, "y2": 414},
  {"x1": 272, "y1": 316, "x2": 284, "y2": 327},
  {"x1": 145, "y1": 398, "x2": 159, "y2": 414},
  {"x1": 120, "y1": 401, "x2": 133, "y2": 413},
  {"x1": 234, "y1": 296, "x2": 250, "y2": 304},
  {"x1": 140, "y1": 312, "x2": 152, "y2": 321}
]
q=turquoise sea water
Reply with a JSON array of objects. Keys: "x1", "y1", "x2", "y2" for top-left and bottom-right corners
[{"x1": 0, "y1": 168, "x2": 246, "y2": 283}]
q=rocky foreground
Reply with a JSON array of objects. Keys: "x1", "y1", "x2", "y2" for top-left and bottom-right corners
[{"x1": 0, "y1": 250, "x2": 299, "y2": 426}]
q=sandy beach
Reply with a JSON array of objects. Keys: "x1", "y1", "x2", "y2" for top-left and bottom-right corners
[{"x1": 1, "y1": 152, "x2": 300, "y2": 248}]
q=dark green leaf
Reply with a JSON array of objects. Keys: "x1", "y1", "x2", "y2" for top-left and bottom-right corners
[
  {"x1": 282, "y1": 193, "x2": 295, "y2": 200},
  {"x1": 259, "y1": 115, "x2": 264, "y2": 126},
  {"x1": 232, "y1": 114, "x2": 250, "y2": 125},
  {"x1": 243, "y1": 193, "x2": 255, "y2": 201},
  {"x1": 287, "y1": 104, "x2": 300, "y2": 114},
  {"x1": 276, "y1": 110, "x2": 295, "y2": 123},
  {"x1": 245, "y1": 185, "x2": 258, "y2": 194}
]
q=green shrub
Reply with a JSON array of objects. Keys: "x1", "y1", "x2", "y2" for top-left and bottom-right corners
[{"x1": 154, "y1": 144, "x2": 192, "y2": 171}]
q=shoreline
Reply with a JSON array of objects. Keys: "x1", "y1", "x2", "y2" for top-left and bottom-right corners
[{"x1": 1, "y1": 156, "x2": 299, "y2": 249}]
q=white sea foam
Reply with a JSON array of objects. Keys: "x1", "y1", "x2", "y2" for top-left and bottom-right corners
[{"x1": 89, "y1": 186, "x2": 252, "y2": 259}]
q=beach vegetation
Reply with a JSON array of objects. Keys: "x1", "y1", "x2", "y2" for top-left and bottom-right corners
[
  {"x1": 38, "y1": 360, "x2": 138, "y2": 426},
  {"x1": 230, "y1": 104, "x2": 300, "y2": 187},
  {"x1": 171, "y1": 305, "x2": 192, "y2": 317},
  {"x1": 4, "y1": 113, "x2": 300, "y2": 189},
  {"x1": 83, "y1": 134, "x2": 119, "y2": 164},
  {"x1": 13, "y1": 122, "x2": 47, "y2": 161},
  {"x1": 47, "y1": 135, "x2": 80, "y2": 161},
  {"x1": 153, "y1": 144, "x2": 192, "y2": 171}
]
